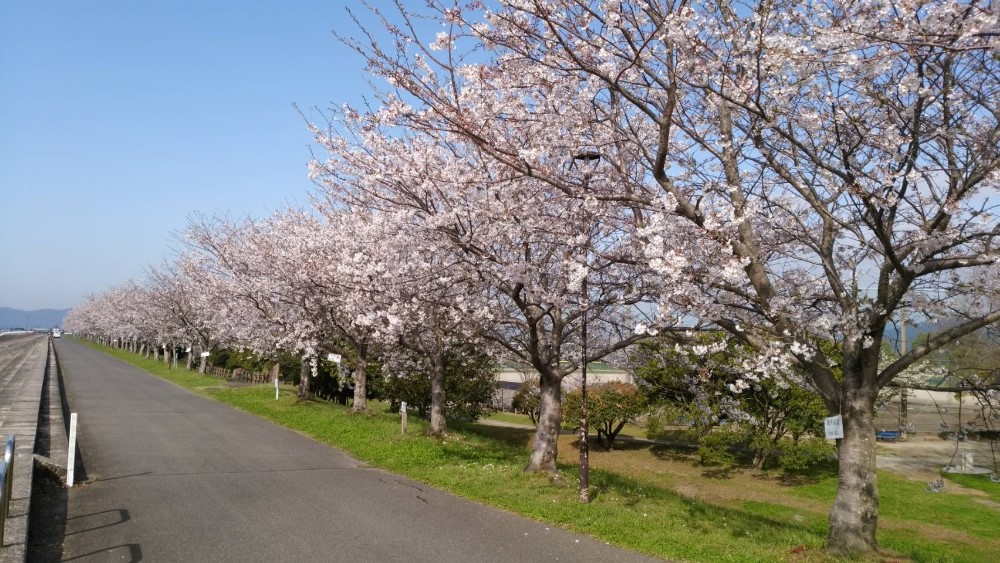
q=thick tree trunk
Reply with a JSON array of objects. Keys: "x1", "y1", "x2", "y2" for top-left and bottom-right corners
[
  {"x1": 428, "y1": 354, "x2": 447, "y2": 436},
  {"x1": 525, "y1": 372, "x2": 563, "y2": 473},
  {"x1": 827, "y1": 378, "x2": 879, "y2": 556},
  {"x1": 198, "y1": 352, "x2": 207, "y2": 374},
  {"x1": 298, "y1": 356, "x2": 311, "y2": 400},
  {"x1": 351, "y1": 360, "x2": 367, "y2": 413},
  {"x1": 185, "y1": 344, "x2": 194, "y2": 370}
]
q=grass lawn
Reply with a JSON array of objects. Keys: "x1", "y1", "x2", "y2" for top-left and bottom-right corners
[
  {"x1": 85, "y1": 341, "x2": 1000, "y2": 562},
  {"x1": 484, "y1": 411, "x2": 651, "y2": 440}
]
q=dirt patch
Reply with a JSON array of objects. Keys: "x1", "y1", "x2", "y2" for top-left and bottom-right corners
[
  {"x1": 974, "y1": 498, "x2": 1000, "y2": 511},
  {"x1": 876, "y1": 437, "x2": 997, "y2": 480}
]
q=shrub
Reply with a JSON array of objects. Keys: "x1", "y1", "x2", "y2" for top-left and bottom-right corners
[
  {"x1": 563, "y1": 382, "x2": 648, "y2": 449},
  {"x1": 511, "y1": 380, "x2": 541, "y2": 424},
  {"x1": 697, "y1": 428, "x2": 741, "y2": 467},
  {"x1": 778, "y1": 437, "x2": 836, "y2": 472}
]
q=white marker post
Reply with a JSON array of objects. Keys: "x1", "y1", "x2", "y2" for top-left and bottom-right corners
[
  {"x1": 67, "y1": 412, "x2": 78, "y2": 486},
  {"x1": 274, "y1": 375, "x2": 280, "y2": 400},
  {"x1": 400, "y1": 401, "x2": 408, "y2": 435}
]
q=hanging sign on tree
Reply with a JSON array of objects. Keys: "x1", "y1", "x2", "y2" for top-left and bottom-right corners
[{"x1": 824, "y1": 415, "x2": 844, "y2": 440}]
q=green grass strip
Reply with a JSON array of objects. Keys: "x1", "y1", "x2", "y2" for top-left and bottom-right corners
[{"x1": 81, "y1": 340, "x2": 1000, "y2": 562}]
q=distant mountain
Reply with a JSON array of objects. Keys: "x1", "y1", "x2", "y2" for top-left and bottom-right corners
[{"x1": 0, "y1": 307, "x2": 69, "y2": 330}]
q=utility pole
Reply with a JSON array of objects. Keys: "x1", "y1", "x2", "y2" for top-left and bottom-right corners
[
  {"x1": 899, "y1": 315, "x2": 908, "y2": 440},
  {"x1": 579, "y1": 276, "x2": 589, "y2": 503}
]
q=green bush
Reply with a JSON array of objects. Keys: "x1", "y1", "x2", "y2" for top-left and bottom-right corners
[
  {"x1": 563, "y1": 382, "x2": 647, "y2": 449},
  {"x1": 697, "y1": 428, "x2": 741, "y2": 466},
  {"x1": 778, "y1": 437, "x2": 836, "y2": 473},
  {"x1": 645, "y1": 408, "x2": 669, "y2": 440},
  {"x1": 511, "y1": 380, "x2": 541, "y2": 424}
]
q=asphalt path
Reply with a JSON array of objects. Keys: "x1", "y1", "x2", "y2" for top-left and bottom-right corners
[{"x1": 54, "y1": 339, "x2": 659, "y2": 562}]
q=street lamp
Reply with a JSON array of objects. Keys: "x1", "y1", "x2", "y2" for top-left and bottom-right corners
[{"x1": 571, "y1": 146, "x2": 600, "y2": 503}]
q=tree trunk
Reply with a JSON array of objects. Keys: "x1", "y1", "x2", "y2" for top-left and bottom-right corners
[
  {"x1": 428, "y1": 353, "x2": 447, "y2": 436},
  {"x1": 351, "y1": 359, "x2": 368, "y2": 413},
  {"x1": 186, "y1": 344, "x2": 194, "y2": 370},
  {"x1": 525, "y1": 372, "x2": 563, "y2": 473},
  {"x1": 827, "y1": 378, "x2": 879, "y2": 556},
  {"x1": 198, "y1": 351, "x2": 207, "y2": 374},
  {"x1": 298, "y1": 356, "x2": 311, "y2": 400}
]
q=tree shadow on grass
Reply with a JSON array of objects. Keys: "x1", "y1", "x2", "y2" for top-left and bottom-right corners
[
  {"x1": 776, "y1": 464, "x2": 838, "y2": 487},
  {"x1": 584, "y1": 469, "x2": 827, "y2": 543},
  {"x1": 460, "y1": 422, "x2": 535, "y2": 448}
]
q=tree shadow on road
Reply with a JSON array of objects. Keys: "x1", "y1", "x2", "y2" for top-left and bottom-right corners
[{"x1": 27, "y1": 461, "x2": 67, "y2": 562}]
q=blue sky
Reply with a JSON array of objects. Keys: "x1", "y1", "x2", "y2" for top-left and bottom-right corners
[{"x1": 1, "y1": 0, "x2": 394, "y2": 310}]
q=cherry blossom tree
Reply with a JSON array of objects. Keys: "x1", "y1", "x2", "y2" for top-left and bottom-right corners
[
  {"x1": 341, "y1": 0, "x2": 999, "y2": 554},
  {"x1": 181, "y1": 212, "x2": 341, "y2": 399},
  {"x1": 310, "y1": 106, "x2": 658, "y2": 468},
  {"x1": 328, "y1": 210, "x2": 486, "y2": 436}
]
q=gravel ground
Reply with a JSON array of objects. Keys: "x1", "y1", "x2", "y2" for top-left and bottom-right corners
[{"x1": 876, "y1": 437, "x2": 998, "y2": 479}]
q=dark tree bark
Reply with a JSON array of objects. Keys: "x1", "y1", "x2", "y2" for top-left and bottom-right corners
[
  {"x1": 428, "y1": 352, "x2": 447, "y2": 436},
  {"x1": 298, "y1": 356, "x2": 311, "y2": 400}
]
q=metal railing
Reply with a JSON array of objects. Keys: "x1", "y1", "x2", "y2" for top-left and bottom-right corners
[{"x1": 0, "y1": 434, "x2": 15, "y2": 545}]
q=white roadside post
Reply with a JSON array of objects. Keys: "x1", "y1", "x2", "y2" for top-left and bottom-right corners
[
  {"x1": 274, "y1": 374, "x2": 280, "y2": 400},
  {"x1": 67, "y1": 412, "x2": 78, "y2": 486},
  {"x1": 400, "y1": 401, "x2": 408, "y2": 434}
]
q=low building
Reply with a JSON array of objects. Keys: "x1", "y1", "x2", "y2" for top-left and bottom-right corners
[{"x1": 493, "y1": 362, "x2": 632, "y2": 411}]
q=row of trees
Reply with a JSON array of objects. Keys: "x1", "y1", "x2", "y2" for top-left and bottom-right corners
[{"x1": 66, "y1": 1, "x2": 999, "y2": 556}]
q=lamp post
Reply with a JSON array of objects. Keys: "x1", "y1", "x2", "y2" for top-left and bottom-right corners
[
  {"x1": 579, "y1": 274, "x2": 590, "y2": 503},
  {"x1": 571, "y1": 146, "x2": 600, "y2": 503}
]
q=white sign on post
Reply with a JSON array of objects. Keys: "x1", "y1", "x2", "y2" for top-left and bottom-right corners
[
  {"x1": 824, "y1": 415, "x2": 844, "y2": 440},
  {"x1": 200, "y1": 351, "x2": 211, "y2": 358},
  {"x1": 327, "y1": 353, "x2": 342, "y2": 364}
]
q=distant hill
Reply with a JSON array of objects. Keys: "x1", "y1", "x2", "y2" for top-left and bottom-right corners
[{"x1": 0, "y1": 307, "x2": 69, "y2": 330}]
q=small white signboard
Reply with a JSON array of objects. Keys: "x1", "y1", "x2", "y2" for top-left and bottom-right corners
[
  {"x1": 824, "y1": 415, "x2": 844, "y2": 440},
  {"x1": 200, "y1": 351, "x2": 211, "y2": 358},
  {"x1": 327, "y1": 353, "x2": 342, "y2": 364},
  {"x1": 186, "y1": 347, "x2": 192, "y2": 353}
]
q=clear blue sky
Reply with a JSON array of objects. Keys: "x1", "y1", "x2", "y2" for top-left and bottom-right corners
[{"x1": 1, "y1": 0, "x2": 393, "y2": 310}]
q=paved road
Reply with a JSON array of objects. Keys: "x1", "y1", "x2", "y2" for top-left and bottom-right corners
[{"x1": 55, "y1": 339, "x2": 658, "y2": 562}]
